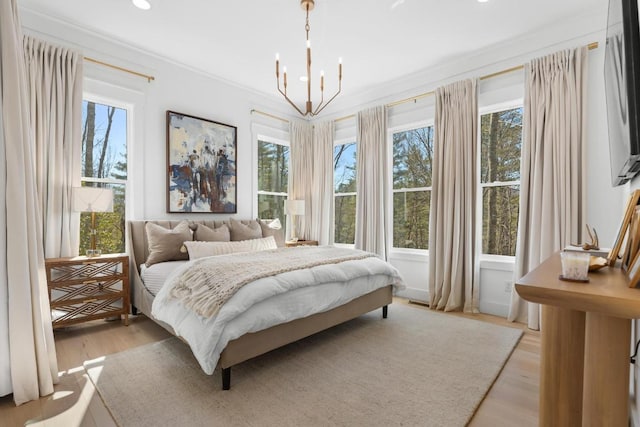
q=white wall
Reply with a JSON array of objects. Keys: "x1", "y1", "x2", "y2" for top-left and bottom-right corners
[{"x1": 19, "y1": 5, "x2": 624, "y2": 318}]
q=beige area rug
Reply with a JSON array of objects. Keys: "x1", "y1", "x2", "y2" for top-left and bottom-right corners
[{"x1": 84, "y1": 304, "x2": 522, "y2": 427}]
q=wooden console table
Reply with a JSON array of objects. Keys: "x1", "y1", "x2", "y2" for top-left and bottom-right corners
[{"x1": 516, "y1": 253, "x2": 640, "y2": 426}]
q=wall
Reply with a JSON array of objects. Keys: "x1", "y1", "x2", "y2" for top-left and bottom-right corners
[{"x1": 19, "y1": 5, "x2": 625, "y2": 319}]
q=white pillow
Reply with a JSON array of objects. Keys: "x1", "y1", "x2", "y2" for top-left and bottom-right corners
[{"x1": 183, "y1": 236, "x2": 277, "y2": 260}]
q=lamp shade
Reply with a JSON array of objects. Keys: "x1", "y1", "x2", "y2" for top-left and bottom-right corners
[
  {"x1": 284, "y1": 199, "x2": 305, "y2": 216},
  {"x1": 72, "y1": 187, "x2": 114, "y2": 213}
]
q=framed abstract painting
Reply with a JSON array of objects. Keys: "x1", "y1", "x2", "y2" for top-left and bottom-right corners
[{"x1": 166, "y1": 111, "x2": 237, "y2": 213}]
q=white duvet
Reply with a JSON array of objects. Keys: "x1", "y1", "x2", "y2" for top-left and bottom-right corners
[{"x1": 151, "y1": 253, "x2": 404, "y2": 375}]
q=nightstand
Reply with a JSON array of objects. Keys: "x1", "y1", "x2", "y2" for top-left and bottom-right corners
[
  {"x1": 45, "y1": 254, "x2": 130, "y2": 328},
  {"x1": 285, "y1": 240, "x2": 319, "y2": 247}
]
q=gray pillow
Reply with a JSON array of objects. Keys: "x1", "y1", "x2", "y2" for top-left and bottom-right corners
[
  {"x1": 145, "y1": 221, "x2": 192, "y2": 267},
  {"x1": 228, "y1": 218, "x2": 262, "y2": 241},
  {"x1": 194, "y1": 223, "x2": 231, "y2": 242},
  {"x1": 258, "y1": 218, "x2": 286, "y2": 247}
]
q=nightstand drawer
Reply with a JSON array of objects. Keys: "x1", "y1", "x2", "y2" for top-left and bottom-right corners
[{"x1": 45, "y1": 254, "x2": 130, "y2": 329}]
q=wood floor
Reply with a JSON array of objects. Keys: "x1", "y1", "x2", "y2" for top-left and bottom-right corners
[{"x1": 0, "y1": 298, "x2": 540, "y2": 426}]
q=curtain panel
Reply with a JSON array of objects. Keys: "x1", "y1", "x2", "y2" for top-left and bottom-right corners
[
  {"x1": 289, "y1": 120, "x2": 314, "y2": 239},
  {"x1": 311, "y1": 121, "x2": 335, "y2": 245},
  {"x1": 508, "y1": 47, "x2": 588, "y2": 329},
  {"x1": 355, "y1": 106, "x2": 389, "y2": 259},
  {"x1": 24, "y1": 35, "x2": 83, "y2": 258},
  {"x1": 429, "y1": 79, "x2": 479, "y2": 312},
  {"x1": 0, "y1": 0, "x2": 60, "y2": 404}
]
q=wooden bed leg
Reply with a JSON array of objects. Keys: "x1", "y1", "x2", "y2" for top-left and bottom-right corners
[
  {"x1": 222, "y1": 367, "x2": 231, "y2": 390},
  {"x1": 382, "y1": 305, "x2": 388, "y2": 319}
]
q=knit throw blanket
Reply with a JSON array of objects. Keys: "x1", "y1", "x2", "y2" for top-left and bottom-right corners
[{"x1": 168, "y1": 246, "x2": 376, "y2": 318}]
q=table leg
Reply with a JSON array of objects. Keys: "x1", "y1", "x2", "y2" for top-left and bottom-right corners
[
  {"x1": 582, "y1": 312, "x2": 630, "y2": 427},
  {"x1": 540, "y1": 305, "x2": 585, "y2": 427}
]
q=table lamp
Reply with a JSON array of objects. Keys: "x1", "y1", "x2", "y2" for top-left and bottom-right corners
[
  {"x1": 284, "y1": 199, "x2": 305, "y2": 242},
  {"x1": 72, "y1": 186, "x2": 114, "y2": 257}
]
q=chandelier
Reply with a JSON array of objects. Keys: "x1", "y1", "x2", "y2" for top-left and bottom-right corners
[{"x1": 275, "y1": 0, "x2": 342, "y2": 117}]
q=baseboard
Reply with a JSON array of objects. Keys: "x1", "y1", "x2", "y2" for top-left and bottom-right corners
[
  {"x1": 478, "y1": 301, "x2": 509, "y2": 318},
  {"x1": 395, "y1": 287, "x2": 428, "y2": 303}
]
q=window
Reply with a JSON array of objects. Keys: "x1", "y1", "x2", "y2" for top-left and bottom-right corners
[
  {"x1": 80, "y1": 99, "x2": 128, "y2": 254},
  {"x1": 392, "y1": 126, "x2": 433, "y2": 250},
  {"x1": 334, "y1": 142, "x2": 357, "y2": 244},
  {"x1": 480, "y1": 106, "x2": 523, "y2": 256},
  {"x1": 257, "y1": 138, "x2": 289, "y2": 228}
]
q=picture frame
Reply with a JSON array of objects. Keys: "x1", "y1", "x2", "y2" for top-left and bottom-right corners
[
  {"x1": 166, "y1": 111, "x2": 237, "y2": 213},
  {"x1": 608, "y1": 189, "x2": 640, "y2": 266},
  {"x1": 627, "y1": 247, "x2": 640, "y2": 288}
]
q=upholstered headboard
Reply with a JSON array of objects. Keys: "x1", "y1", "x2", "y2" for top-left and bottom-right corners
[{"x1": 127, "y1": 219, "x2": 283, "y2": 318}]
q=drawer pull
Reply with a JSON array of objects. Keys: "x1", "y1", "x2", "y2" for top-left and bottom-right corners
[
  {"x1": 83, "y1": 280, "x2": 98, "y2": 285},
  {"x1": 83, "y1": 298, "x2": 98, "y2": 304},
  {"x1": 82, "y1": 261, "x2": 97, "y2": 265}
]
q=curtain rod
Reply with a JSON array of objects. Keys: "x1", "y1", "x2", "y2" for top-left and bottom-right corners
[
  {"x1": 335, "y1": 41, "x2": 599, "y2": 122},
  {"x1": 250, "y1": 109, "x2": 290, "y2": 124},
  {"x1": 84, "y1": 56, "x2": 155, "y2": 82}
]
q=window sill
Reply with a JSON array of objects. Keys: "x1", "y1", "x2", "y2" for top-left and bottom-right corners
[{"x1": 479, "y1": 255, "x2": 515, "y2": 271}]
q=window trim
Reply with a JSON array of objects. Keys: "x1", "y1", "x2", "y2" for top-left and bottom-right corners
[
  {"x1": 477, "y1": 101, "x2": 524, "y2": 258},
  {"x1": 388, "y1": 120, "x2": 434, "y2": 252},
  {"x1": 333, "y1": 138, "x2": 357, "y2": 246}
]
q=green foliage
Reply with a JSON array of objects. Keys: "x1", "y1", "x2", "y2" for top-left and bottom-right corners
[
  {"x1": 334, "y1": 143, "x2": 357, "y2": 243},
  {"x1": 392, "y1": 127, "x2": 433, "y2": 249},
  {"x1": 480, "y1": 108, "x2": 523, "y2": 256},
  {"x1": 258, "y1": 141, "x2": 289, "y2": 193}
]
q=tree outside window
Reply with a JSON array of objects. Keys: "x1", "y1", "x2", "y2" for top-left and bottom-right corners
[
  {"x1": 80, "y1": 100, "x2": 127, "y2": 255},
  {"x1": 257, "y1": 139, "x2": 289, "y2": 228},
  {"x1": 334, "y1": 142, "x2": 356, "y2": 244},
  {"x1": 480, "y1": 106, "x2": 523, "y2": 256},
  {"x1": 392, "y1": 126, "x2": 433, "y2": 250}
]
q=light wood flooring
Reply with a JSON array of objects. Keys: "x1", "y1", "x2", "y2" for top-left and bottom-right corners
[{"x1": 0, "y1": 298, "x2": 539, "y2": 426}]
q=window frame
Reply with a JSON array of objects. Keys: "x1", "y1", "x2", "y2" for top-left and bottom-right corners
[
  {"x1": 477, "y1": 100, "x2": 524, "y2": 260},
  {"x1": 254, "y1": 133, "x2": 290, "y2": 230},
  {"x1": 80, "y1": 83, "x2": 138, "y2": 255},
  {"x1": 333, "y1": 137, "x2": 357, "y2": 248},
  {"x1": 387, "y1": 120, "x2": 434, "y2": 255}
]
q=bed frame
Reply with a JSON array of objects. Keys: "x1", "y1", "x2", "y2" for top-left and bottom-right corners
[{"x1": 127, "y1": 220, "x2": 393, "y2": 390}]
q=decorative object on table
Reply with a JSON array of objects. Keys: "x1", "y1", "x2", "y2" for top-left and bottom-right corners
[
  {"x1": 580, "y1": 224, "x2": 600, "y2": 250},
  {"x1": 284, "y1": 199, "x2": 305, "y2": 242},
  {"x1": 622, "y1": 207, "x2": 640, "y2": 270},
  {"x1": 275, "y1": 0, "x2": 342, "y2": 117},
  {"x1": 588, "y1": 256, "x2": 608, "y2": 271},
  {"x1": 559, "y1": 251, "x2": 590, "y2": 282},
  {"x1": 627, "y1": 248, "x2": 640, "y2": 287},
  {"x1": 72, "y1": 186, "x2": 114, "y2": 257},
  {"x1": 166, "y1": 111, "x2": 237, "y2": 213},
  {"x1": 608, "y1": 189, "x2": 640, "y2": 266}
]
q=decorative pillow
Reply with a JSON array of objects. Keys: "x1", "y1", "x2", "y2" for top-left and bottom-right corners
[
  {"x1": 228, "y1": 218, "x2": 262, "y2": 241},
  {"x1": 145, "y1": 221, "x2": 192, "y2": 267},
  {"x1": 258, "y1": 218, "x2": 286, "y2": 248},
  {"x1": 183, "y1": 236, "x2": 277, "y2": 260},
  {"x1": 193, "y1": 223, "x2": 231, "y2": 242}
]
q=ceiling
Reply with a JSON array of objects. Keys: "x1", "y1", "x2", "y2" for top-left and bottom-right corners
[{"x1": 18, "y1": 0, "x2": 607, "y2": 113}]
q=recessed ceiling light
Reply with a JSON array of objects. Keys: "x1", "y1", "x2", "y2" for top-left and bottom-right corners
[{"x1": 132, "y1": 0, "x2": 151, "y2": 10}]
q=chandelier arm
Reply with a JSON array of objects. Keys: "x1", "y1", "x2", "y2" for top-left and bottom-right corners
[
  {"x1": 312, "y1": 91, "x2": 325, "y2": 116},
  {"x1": 312, "y1": 84, "x2": 341, "y2": 116},
  {"x1": 277, "y1": 86, "x2": 307, "y2": 116}
]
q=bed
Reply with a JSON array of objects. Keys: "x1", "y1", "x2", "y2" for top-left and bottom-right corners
[{"x1": 127, "y1": 219, "x2": 403, "y2": 389}]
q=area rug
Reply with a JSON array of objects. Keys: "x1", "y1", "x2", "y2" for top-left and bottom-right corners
[{"x1": 84, "y1": 304, "x2": 522, "y2": 427}]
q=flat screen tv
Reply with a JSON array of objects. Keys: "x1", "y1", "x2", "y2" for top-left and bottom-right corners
[{"x1": 604, "y1": 0, "x2": 640, "y2": 186}]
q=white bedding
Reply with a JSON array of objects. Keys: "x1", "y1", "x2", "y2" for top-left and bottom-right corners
[
  {"x1": 141, "y1": 261, "x2": 188, "y2": 296},
  {"x1": 151, "y1": 253, "x2": 404, "y2": 375}
]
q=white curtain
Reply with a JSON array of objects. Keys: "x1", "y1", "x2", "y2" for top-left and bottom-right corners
[
  {"x1": 508, "y1": 48, "x2": 587, "y2": 329},
  {"x1": 429, "y1": 79, "x2": 479, "y2": 312},
  {"x1": 24, "y1": 36, "x2": 82, "y2": 258},
  {"x1": 0, "y1": 0, "x2": 59, "y2": 404},
  {"x1": 310, "y1": 121, "x2": 335, "y2": 245},
  {"x1": 355, "y1": 106, "x2": 389, "y2": 259},
  {"x1": 289, "y1": 120, "x2": 314, "y2": 239}
]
